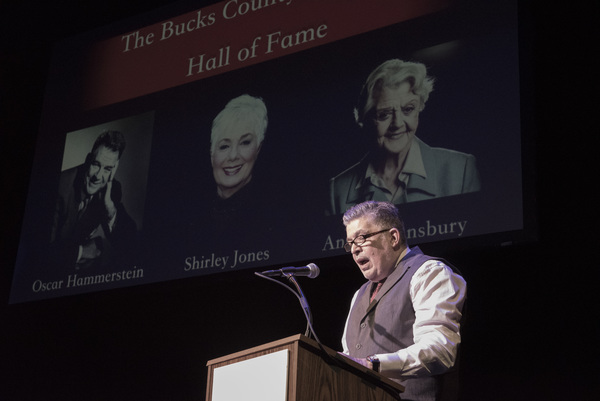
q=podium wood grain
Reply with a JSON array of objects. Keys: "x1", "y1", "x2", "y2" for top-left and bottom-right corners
[{"x1": 206, "y1": 334, "x2": 404, "y2": 401}]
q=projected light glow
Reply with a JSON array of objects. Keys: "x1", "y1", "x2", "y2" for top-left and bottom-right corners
[{"x1": 10, "y1": 0, "x2": 527, "y2": 303}]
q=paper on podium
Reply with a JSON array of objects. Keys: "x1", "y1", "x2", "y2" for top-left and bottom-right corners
[{"x1": 212, "y1": 349, "x2": 289, "y2": 401}]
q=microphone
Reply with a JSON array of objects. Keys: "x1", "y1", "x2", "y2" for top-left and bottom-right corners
[{"x1": 260, "y1": 263, "x2": 320, "y2": 279}]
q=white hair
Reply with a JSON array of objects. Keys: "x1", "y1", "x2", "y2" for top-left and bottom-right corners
[{"x1": 210, "y1": 94, "x2": 268, "y2": 155}]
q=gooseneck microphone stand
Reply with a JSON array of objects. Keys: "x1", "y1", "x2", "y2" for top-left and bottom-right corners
[
  {"x1": 255, "y1": 269, "x2": 401, "y2": 400},
  {"x1": 254, "y1": 271, "x2": 321, "y2": 344}
]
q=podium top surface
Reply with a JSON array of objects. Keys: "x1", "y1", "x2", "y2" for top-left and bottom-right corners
[{"x1": 206, "y1": 334, "x2": 404, "y2": 394}]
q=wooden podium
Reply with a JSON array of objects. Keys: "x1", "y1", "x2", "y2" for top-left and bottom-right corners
[{"x1": 206, "y1": 334, "x2": 404, "y2": 401}]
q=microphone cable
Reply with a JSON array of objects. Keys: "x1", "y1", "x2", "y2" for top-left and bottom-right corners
[{"x1": 254, "y1": 271, "x2": 321, "y2": 343}]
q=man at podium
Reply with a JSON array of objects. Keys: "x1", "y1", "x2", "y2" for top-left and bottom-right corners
[{"x1": 340, "y1": 201, "x2": 467, "y2": 401}]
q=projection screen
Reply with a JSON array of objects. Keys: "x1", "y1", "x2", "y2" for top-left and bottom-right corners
[{"x1": 10, "y1": 0, "x2": 526, "y2": 303}]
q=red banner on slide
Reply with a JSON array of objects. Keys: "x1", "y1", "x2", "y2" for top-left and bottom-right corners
[{"x1": 83, "y1": 0, "x2": 452, "y2": 109}]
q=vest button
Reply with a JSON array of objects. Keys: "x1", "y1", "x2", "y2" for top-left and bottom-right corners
[
  {"x1": 361, "y1": 323, "x2": 367, "y2": 328},
  {"x1": 355, "y1": 344, "x2": 362, "y2": 350}
]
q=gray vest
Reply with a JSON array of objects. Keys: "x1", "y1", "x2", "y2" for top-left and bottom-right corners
[{"x1": 346, "y1": 247, "x2": 462, "y2": 401}]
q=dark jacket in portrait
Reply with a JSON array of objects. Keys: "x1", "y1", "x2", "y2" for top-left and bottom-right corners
[{"x1": 50, "y1": 164, "x2": 137, "y2": 271}]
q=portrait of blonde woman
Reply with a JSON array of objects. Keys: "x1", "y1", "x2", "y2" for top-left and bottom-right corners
[{"x1": 329, "y1": 59, "x2": 481, "y2": 215}]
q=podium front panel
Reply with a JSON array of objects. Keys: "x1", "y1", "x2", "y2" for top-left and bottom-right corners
[{"x1": 211, "y1": 349, "x2": 289, "y2": 401}]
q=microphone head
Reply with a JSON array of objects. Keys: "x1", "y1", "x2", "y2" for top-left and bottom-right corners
[{"x1": 307, "y1": 263, "x2": 320, "y2": 279}]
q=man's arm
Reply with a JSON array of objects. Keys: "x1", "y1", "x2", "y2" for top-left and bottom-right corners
[{"x1": 377, "y1": 261, "x2": 466, "y2": 379}]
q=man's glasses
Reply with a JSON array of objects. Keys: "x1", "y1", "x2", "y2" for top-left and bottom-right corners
[{"x1": 344, "y1": 228, "x2": 391, "y2": 252}]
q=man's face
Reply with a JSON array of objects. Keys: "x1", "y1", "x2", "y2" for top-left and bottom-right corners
[
  {"x1": 211, "y1": 119, "x2": 261, "y2": 199},
  {"x1": 372, "y1": 81, "x2": 421, "y2": 155},
  {"x1": 84, "y1": 145, "x2": 119, "y2": 196},
  {"x1": 345, "y1": 216, "x2": 400, "y2": 282}
]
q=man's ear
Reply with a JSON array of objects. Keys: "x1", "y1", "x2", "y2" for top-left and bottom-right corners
[{"x1": 390, "y1": 227, "x2": 402, "y2": 248}]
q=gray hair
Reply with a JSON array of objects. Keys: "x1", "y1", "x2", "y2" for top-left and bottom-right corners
[
  {"x1": 354, "y1": 59, "x2": 434, "y2": 127},
  {"x1": 343, "y1": 201, "x2": 407, "y2": 244},
  {"x1": 210, "y1": 94, "x2": 268, "y2": 155}
]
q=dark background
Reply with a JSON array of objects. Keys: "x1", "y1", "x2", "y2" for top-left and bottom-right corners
[{"x1": 1, "y1": 1, "x2": 597, "y2": 400}]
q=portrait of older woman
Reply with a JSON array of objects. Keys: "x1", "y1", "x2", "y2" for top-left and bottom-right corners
[
  {"x1": 207, "y1": 94, "x2": 271, "y2": 245},
  {"x1": 210, "y1": 94, "x2": 267, "y2": 200},
  {"x1": 328, "y1": 59, "x2": 481, "y2": 215}
]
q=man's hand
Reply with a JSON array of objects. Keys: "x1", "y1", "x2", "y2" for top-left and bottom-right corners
[
  {"x1": 79, "y1": 237, "x2": 102, "y2": 263},
  {"x1": 103, "y1": 160, "x2": 118, "y2": 220},
  {"x1": 337, "y1": 352, "x2": 372, "y2": 370}
]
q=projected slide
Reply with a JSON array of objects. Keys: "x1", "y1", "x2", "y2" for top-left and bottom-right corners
[{"x1": 10, "y1": 0, "x2": 522, "y2": 303}]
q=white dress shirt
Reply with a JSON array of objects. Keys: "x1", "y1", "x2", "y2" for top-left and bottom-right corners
[{"x1": 342, "y1": 246, "x2": 467, "y2": 379}]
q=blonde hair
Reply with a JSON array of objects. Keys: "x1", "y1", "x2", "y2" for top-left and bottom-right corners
[{"x1": 354, "y1": 59, "x2": 434, "y2": 127}]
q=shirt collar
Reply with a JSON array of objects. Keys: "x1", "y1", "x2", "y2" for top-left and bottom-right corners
[
  {"x1": 358, "y1": 137, "x2": 427, "y2": 190},
  {"x1": 402, "y1": 139, "x2": 427, "y2": 178}
]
